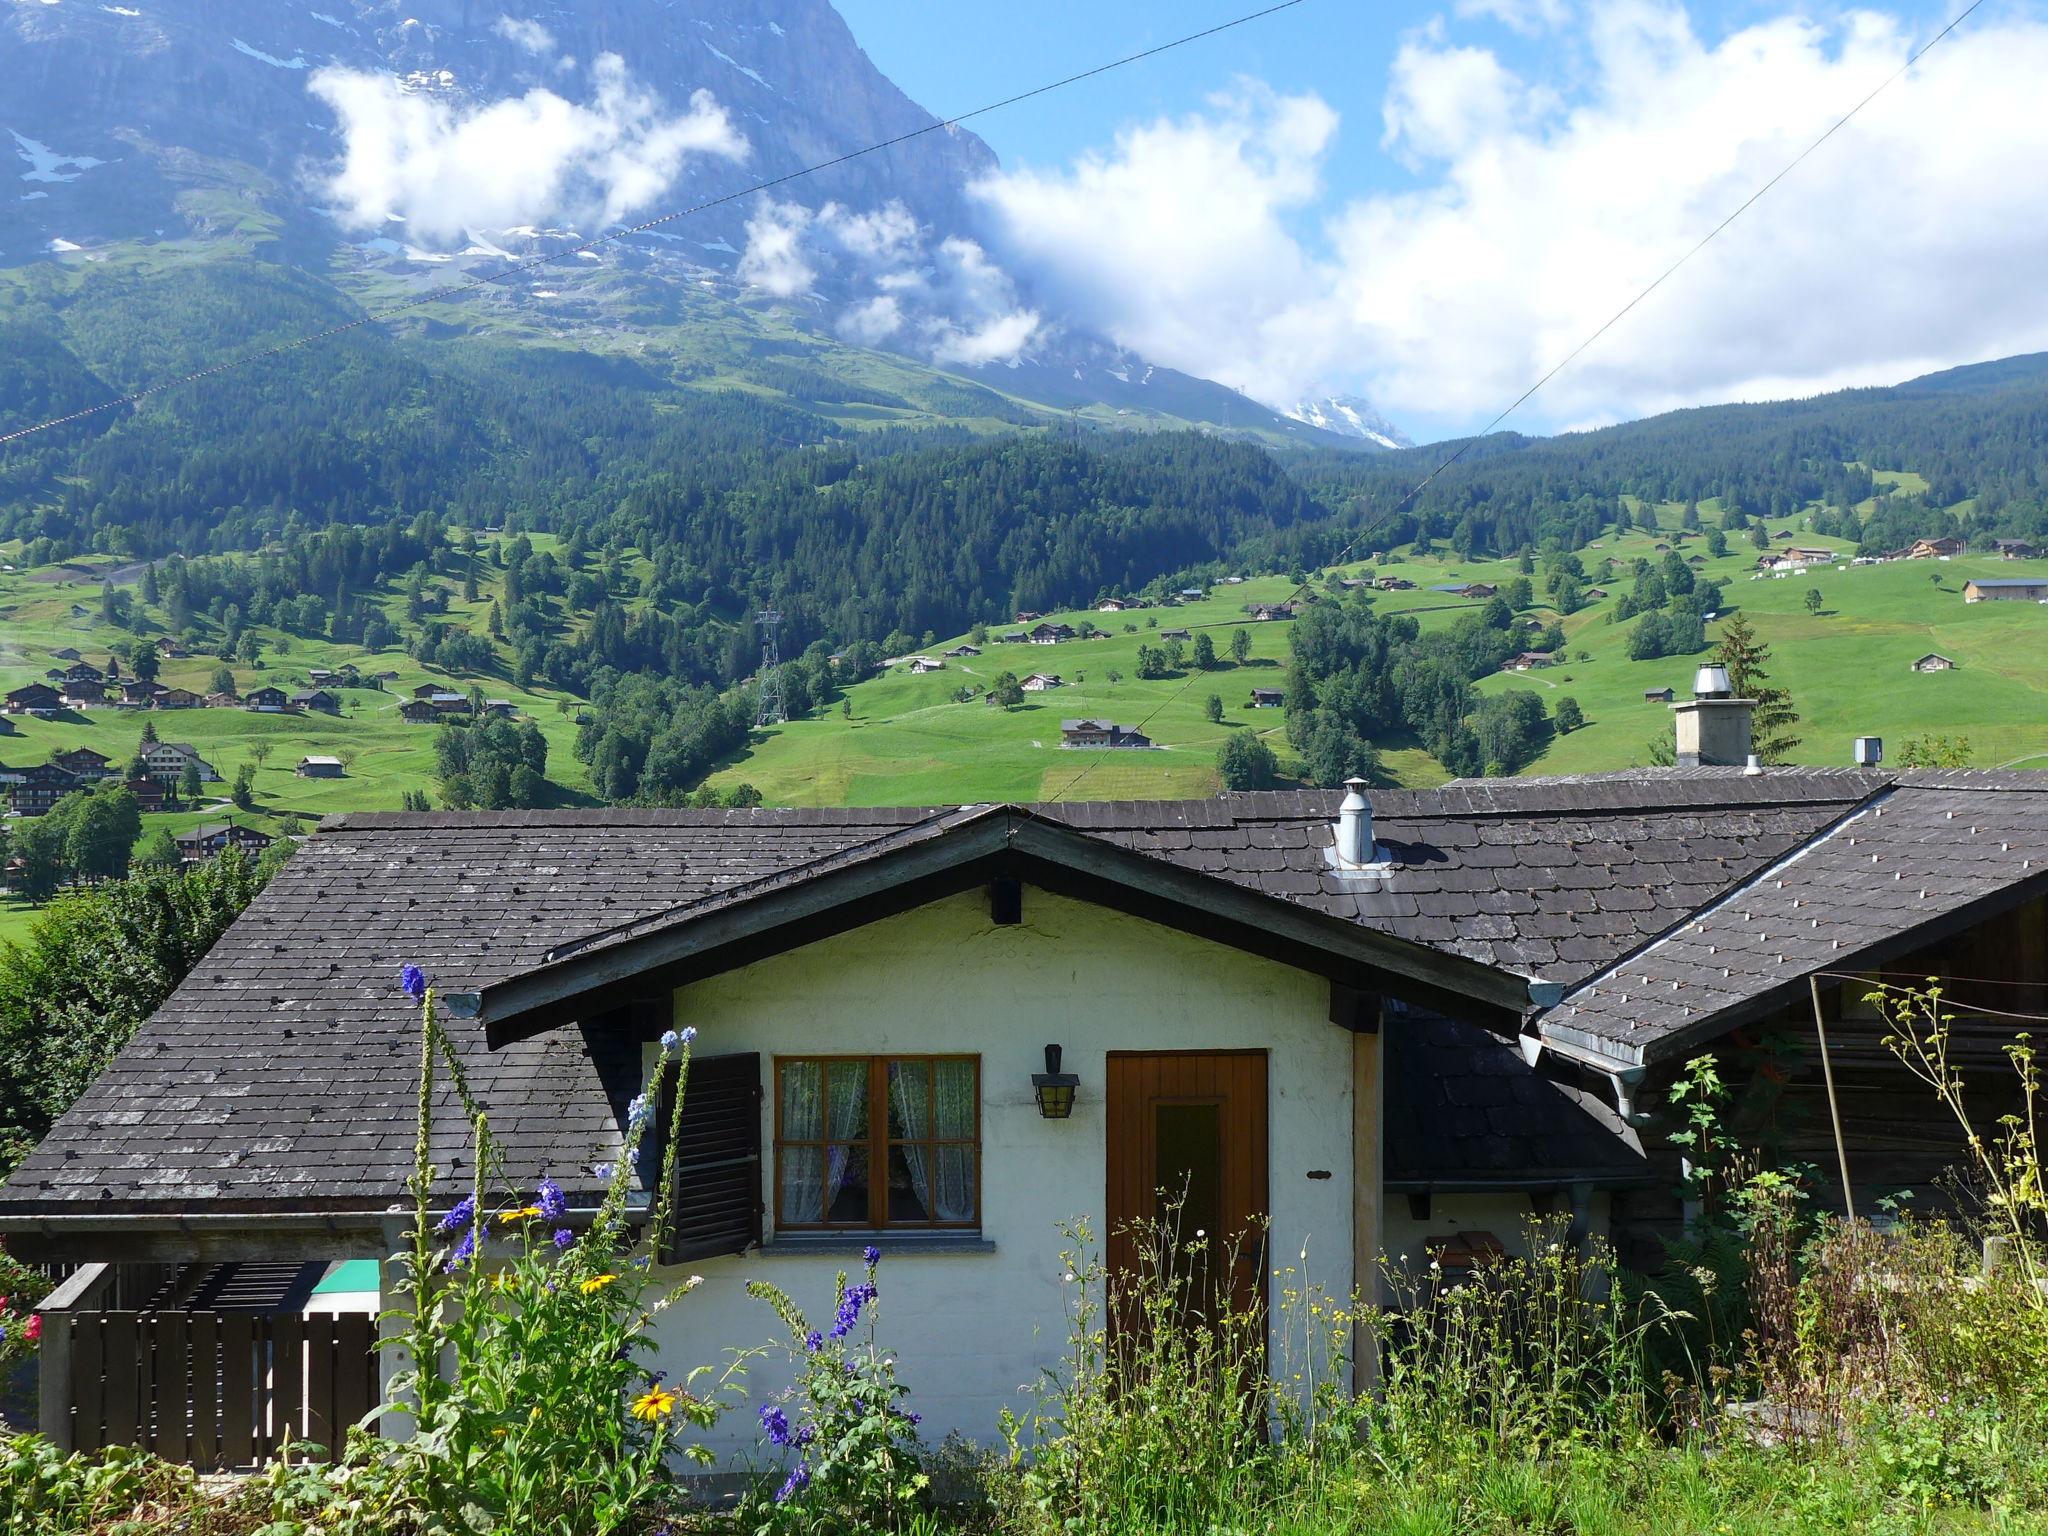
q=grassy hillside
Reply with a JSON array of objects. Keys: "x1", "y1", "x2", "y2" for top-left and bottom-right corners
[
  {"x1": 705, "y1": 506, "x2": 2048, "y2": 804},
  {"x1": 0, "y1": 535, "x2": 596, "y2": 943}
]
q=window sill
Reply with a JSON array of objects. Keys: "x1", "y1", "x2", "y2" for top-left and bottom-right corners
[{"x1": 758, "y1": 1234, "x2": 996, "y2": 1258}]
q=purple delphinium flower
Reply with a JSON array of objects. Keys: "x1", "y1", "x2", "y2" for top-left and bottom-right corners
[
  {"x1": 828, "y1": 1281, "x2": 877, "y2": 1340},
  {"x1": 804, "y1": 1330, "x2": 823, "y2": 1353},
  {"x1": 592, "y1": 1162, "x2": 615, "y2": 1181},
  {"x1": 680, "y1": 1026, "x2": 697, "y2": 1045},
  {"x1": 794, "y1": 1424, "x2": 815, "y2": 1448},
  {"x1": 435, "y1": 1195, "x2": 475, "y2": 1236},
  {"x1": 553, "y1": 1228, "x2": 574, "y2": 1250},
  {"x1": 775, "y1": 1462, "x2": 810, "y2": 1504},
  {"x1": 400, "y1": 965, "x2": 427, "y2": 1001},
  {"x1": 444, "y1": 1228, "x2": 477, "y2": 1272},
  {"x1": 536, "y1": 1176, "x2": 567, "y2": 1223},
  {"x1": 627, "y1": 1094, "x2": 653, "y2": 1129},
  {"x1": 862, "y1": 1244, "x2": 881, "y2": 1268},
  {"x1": 659, "y1": 1029, "x2": 681, "y2": 1052},
  {"x1": 759, "y1": 1403, "x2": 793, "y2": 1447}
]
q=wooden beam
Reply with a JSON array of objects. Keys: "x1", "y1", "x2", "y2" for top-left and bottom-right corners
[{"x1": 1352, "y1": 1004, "x2": 1384, "y2": 1396}]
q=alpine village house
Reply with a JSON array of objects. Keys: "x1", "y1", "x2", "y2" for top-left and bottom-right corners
[{"x1": 8, "y1": 673, "x2": 2048, "y2": 1466}]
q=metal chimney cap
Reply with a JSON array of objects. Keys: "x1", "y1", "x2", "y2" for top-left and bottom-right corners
[
  {"x1": 1694, "y1": 664, "x2": 1732, "y2": 698},
  {"x1": 1340, "y1": 776, "x2": 1370, "y2": 805}
]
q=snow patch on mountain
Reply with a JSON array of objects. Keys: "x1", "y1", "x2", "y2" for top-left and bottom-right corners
[
  {"x1": 231, "y1": 39, "x2": 309, "y2": 69},
  {"x1": 1285, "y1": 395, "x2": 1411, "y2": 450},
  {"x1": 11, "y1": 129, "x2": 104, "y2": 182}
]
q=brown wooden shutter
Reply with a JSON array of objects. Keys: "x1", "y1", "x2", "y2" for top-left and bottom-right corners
[{"x1": 661, "y1": 1051, "x2": 764, "y2": 1263}]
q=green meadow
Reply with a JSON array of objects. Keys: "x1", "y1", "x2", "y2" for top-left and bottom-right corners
[
  {"x1": 708, "y1": 507, "x2": 2048, "y2": 804},
  {"x1": 8, "y1": 497, "x2": 2048, "y2": 946}
]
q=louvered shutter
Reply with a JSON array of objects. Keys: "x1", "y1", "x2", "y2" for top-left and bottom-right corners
[{"x1": 661, "y1": 1051, "x2": 764, "y2": 1263}]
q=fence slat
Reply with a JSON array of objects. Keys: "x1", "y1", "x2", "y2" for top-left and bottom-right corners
[
  {"x1": 152, "y1": 1314, "x2": 190, "y2": 1462},
  {"x1": 334, "y1": 1312, "x2": 377, "y2": 1443},
  {"x1": 187, "y1": 1313, "x2": 219, "y2": 1469},
  {"x1": 270, "y1": 1314, "x2": 305, "y2": 1457},
  {"x1": 219, "y1": 1315, "x2": 256, "y2": 1467},
  {"x1": 306, "y1": 1315, "x2": 336, "y2": 1456},
  {"x1": 72, "y1": 1315, "x2": 104, "y2": 1453},
  {"x1": 101, "y1": 1314, "x2": 140, "y2": 1449}
]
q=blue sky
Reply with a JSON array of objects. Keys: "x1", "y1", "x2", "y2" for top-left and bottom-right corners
[
  {"x1": 835, "y1": 1, "x2": 1403, "y2": 204},
  {"x1": 832, "y1": 0, "x2": 2048, "y2": 441}
]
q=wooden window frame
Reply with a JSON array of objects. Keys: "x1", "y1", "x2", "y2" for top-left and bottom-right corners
[{"x1": 773, "y1": 1055, "x2": 982, "y2": 1232}]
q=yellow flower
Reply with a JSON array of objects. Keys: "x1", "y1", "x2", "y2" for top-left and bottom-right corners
[
  {"x1": 498, "y1": 1206, "x2": 543, "y2": 1225},
  {"x1": 630, "y1": 1386, "x2": 678, "y2": 1422},
  {"x1": 580, "y1": 1273, "x2": 619, "y2": 1295}
]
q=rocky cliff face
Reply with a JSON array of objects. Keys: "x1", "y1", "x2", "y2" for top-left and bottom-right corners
[
  {"x1": 2, "y1": 1, "x2": 1391, "y2": 446},
  {"x1": 3, "y1": 0, "x2": 994, "y2": 261}
]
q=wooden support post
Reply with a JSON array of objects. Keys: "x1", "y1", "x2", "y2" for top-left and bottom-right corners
[
  {"x1": 1351, "y1": 1013, "x2": 1384, "y2": 1395},
  {"x1": 33, "y1": 1262, "x2": 110, "y2": 1451}
]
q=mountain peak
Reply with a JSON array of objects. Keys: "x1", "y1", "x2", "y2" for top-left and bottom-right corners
[{"x1": 1285, "y1": 395, "x2": 1411, "y2": 450}]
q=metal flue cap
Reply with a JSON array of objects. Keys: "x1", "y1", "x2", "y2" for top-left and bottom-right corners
[
  {"x1": 1334, "y1": 778, "x2": 1377, "y2": 869},
  {"x1": 1693, "y1": 664, "x2": 1732, "y2": 699}
]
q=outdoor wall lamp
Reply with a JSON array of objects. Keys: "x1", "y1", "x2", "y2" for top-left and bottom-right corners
[{"x1": 1032, "y1": 1043, "x2": 1079, "y2": 1119}]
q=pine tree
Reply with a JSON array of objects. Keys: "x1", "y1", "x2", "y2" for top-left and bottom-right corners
[{"x1": 1713, "y1": 613, "x2": 1800, "y2": 762}]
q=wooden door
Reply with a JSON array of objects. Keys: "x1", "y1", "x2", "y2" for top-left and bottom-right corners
[{"x1": 1105, "y1": 1051, "x2": 1268, "y2": 1324}]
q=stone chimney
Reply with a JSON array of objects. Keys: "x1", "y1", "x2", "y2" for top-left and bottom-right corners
[{"x1": 1670, "y1": 664, "x2": 1755, "y2": 767}]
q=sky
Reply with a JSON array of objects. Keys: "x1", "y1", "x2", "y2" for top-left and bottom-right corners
[{"x1": 833, "y1": 0, "x2": 2048, "y2": 442}]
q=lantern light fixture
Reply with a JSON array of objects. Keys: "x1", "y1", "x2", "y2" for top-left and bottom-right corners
[{"x1": 1032, "y1": 1043, "x2": 1079, "y2": 1120}]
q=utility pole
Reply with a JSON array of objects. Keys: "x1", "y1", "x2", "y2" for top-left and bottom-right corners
[{"x1": 754, "y1": 608, "x2": 786, "y2": 728}]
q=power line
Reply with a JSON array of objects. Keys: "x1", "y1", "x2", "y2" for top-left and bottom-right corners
[
  {"x1": 1046, "y1": 0, "x2": 1989, "y2": 803},
  {"x1": 0, "y1": 0, "x2": 1311, "y2": 447}
]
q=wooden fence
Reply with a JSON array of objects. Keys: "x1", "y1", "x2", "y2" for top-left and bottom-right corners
[{"x1": 42, "y1": 1309, "x2": 379, "y2": 1466}]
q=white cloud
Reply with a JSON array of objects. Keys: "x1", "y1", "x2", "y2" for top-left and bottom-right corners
[
  {"x1": 739, "y1": 198, "x2": 1042, "y2": 365},
  {"x1": 308, "y1": 54, "x2": 746, "y2": 242},
  {"x1": 492, "y1": 15, "x2": 554, "y2": 55},
  {"x1": 973, "y1": 3, "x2": 2048, "y2": 433},
  {"x1": 738, "y1": 200, "x2": 815, "y2": 297}
]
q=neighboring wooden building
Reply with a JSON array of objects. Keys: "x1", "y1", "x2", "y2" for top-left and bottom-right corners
[
  {"x1": 907, "y1": 657, "x2": 944, "y2": 674},
  {"x1": 6, "y1": 683, "x2": 62, "y2": 717},
  {"x1": 1027, "y1": 623, "x2": 1074, "y2": 645},
  {"x1": 1059, "y1": 719, "x2": 1153, "y2": 748},
  {"x1": 1911, "y1": 652, "x2": 1956, "y2": 672},
  {"x1": 399, "y1": 699, "x2": 441, "y2": 725},
  {"x1": 141, "y1": 742, "x2": 219, "y2": 786},
  {"x1": 1249, "y1": 687, "x2": 1285, "y2": 708},
  {"x1": 296, "y1": 756, "x2": 345, "y2": 779},
  {"x1": 156, "y1": 687, "x2": 203, "y2": 710},
  {"x1": 292, "y1": 689, "x2": 341, "y2": 715},
  {"x1": 1995, "y1": 539, "x2": 2038, "y2": 559},
  {"x1": 174, "y1": 823, "x2": 275, "y2": 863},
  {"x1": 1506, "y1": 652, "x2": 1555, "y2": 672},
  {"x1": 52, "y1": 748, "x2": 116, "y2": 782},
  {"x1": 1964, "y1": 577, "x2": 2048, "y2": 603},
  {"x1": 1019, "y1": 673, "x2": 1062, "y2": 692},
  {"x1": 1905, "y1": 536, "x2": 1965, "y2": 559},
  {"x1": 244, "y1": 686, "x2": 292, "y2": 713},
  {"x1": 9, "y1": 763, "x2": 79, "y2": 816}
]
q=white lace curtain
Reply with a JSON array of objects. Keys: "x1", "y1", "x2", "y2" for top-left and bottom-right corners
[
  {"x1": 889, "y1": 1060, "x2": 975, "y2": 1222},
  {"x1": 779, "y1": 1062, "x2": 869, "y2": 1222}
]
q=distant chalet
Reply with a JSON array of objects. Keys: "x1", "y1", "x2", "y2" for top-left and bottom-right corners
[
  {"x1": 1965, "y1": 577, "x2": 2048, "y2": 603},
  {"x1": 1060, "y1": 719, "x2": 1153, "y2": 749}
]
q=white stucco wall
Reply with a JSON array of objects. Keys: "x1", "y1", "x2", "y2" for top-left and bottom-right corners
[{"x1": 639, "y1": 885, "x2": 1356, "y2": 1462}]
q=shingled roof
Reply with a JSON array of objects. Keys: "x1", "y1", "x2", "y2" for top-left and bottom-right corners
[
  {"x1": 0, "y1": 809, "x2": 935, "y2": 1217},
  {"x1": 1540, "y1": 771, "x2": 2048, "y2": 1065},
  {"x1": 10, "y1": 769, "x2": 2043, "y2": 1220}
]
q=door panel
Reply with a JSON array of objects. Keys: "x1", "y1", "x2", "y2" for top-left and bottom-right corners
[{"x1": 1105, "y1": 1051, "x2": 1268, "y2": 1322}]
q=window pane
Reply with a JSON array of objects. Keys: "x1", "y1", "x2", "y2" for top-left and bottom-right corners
[
  {"x1": 933, "y1": 1146, "x2": 976, "y2": 1223},
  {"x1": 824, "y1": 1144, "x2": 870, "y2": 1223},
  {"x1": 886, "y1": 1060, "x2": 931, "y2": 1140},
  {"x1": 886, "y1": 1144, "x2": 932, "y2": 1223},
  {"x1": 781, "y1": 1061, "x2": 823, "y2": 1140},
  {"x1": 780, "y1": 1145, "x2": 824, "y2": 1225},
  {"x1": 934, "y1": 1059, "x2": 976, "y2": 1139},
  {"x1": 825, "y1": 1063, "x2": 868, "y2": 1141}
]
